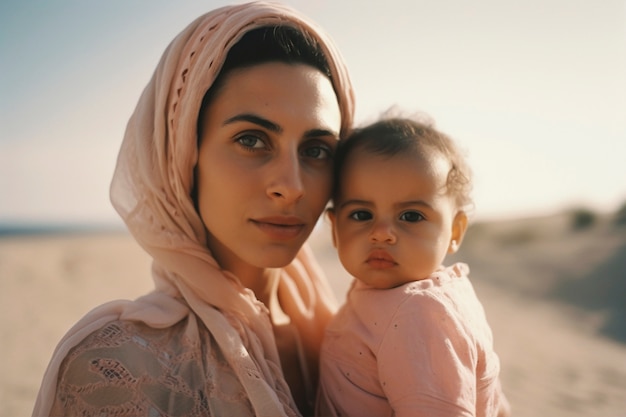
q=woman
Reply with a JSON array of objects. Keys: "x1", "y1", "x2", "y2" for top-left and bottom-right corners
[{"x1": 32, "y1": 2, "x2": 354, "y2": 416}]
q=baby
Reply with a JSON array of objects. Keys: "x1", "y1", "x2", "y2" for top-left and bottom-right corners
[{"x1": 316, "y1": 115, "x2": 510, "y2": 417}]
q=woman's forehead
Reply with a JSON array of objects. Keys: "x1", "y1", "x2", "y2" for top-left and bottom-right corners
[{"x1": 204, "y1": 62, "x2": 341, "y2": 133}]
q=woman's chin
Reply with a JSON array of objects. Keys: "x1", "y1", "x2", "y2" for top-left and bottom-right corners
[{"x1": 254, "y1": 248, "x2": 302, "y2": 269}]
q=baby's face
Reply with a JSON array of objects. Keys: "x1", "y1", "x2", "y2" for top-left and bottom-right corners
[{"x1": 330, "y1": 148, "x2": 464, "y2": 289}]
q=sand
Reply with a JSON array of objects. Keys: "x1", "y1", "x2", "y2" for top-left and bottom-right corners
[{"x1": 2, "y1": 212, "x2": 625, "y2": 417}]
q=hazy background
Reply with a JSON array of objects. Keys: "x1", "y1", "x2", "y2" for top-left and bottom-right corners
[
  {"x1": 1, "y1": 0, "x2": 625, "y2": 225},
  {"x1": 2, "y1": 3, "x2": 626, "y2": 416}
]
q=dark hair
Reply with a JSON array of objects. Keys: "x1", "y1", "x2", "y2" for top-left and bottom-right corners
[
  {"x1": 198, "y1": 25, "x2": 332, "y2": 133},
  {"x1": 332, "y1": 117, "x2": 473, "y2": 209},
  {"x1": 219, "y1": 25, "x2": 331, "y2": 78}
]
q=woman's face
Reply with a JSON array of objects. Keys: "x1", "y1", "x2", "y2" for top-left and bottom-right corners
[{"x1": 196, "y1": 62, "x2": 341, "y2": 275}]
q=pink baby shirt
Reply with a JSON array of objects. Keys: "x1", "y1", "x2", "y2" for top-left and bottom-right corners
[{"x1": 317, "y1": 263, "x2": 509, "y2": 417}]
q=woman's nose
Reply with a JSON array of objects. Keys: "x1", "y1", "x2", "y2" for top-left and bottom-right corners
[
  {"x1": 369, "y1": 219, "x2": 397, "y2": 244},
  {"x1": 266, "y1": 150, "x2": 304, "y2": 203}
]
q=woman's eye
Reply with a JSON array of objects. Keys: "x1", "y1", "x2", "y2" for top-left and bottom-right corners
[
  {"x1": 400, "y1": 211, "x2": 424, "y2": 222},
  {"x1": 301, "y1": 143, "x2": 333, "y2": 160},
  {"x1": 235, "y1": 133, "x2": 266, "y2": 150},
  {"x1": 349, "y1": 210, "x2": 372, "y2": 221}
]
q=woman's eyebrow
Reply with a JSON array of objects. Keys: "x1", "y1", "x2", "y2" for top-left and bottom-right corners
[
  {"x1": 305, "y1": 128, "x2": 339, "y2": 139},
  {"x1": 224, "y1": 113, "x2": 339, "y2": 139},
  {"x1": 223, "y1": 113, "x2": 281, "y2": 132}
]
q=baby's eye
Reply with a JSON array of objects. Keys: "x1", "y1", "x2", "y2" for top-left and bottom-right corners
[
  {"x1": 236, "y1": 133, "x2": 266, "y2": 150},
  {"x1": 400, "y1": 211, "x2": 424, "y2": 222},
  {"x1": 349, "y1": 210, "x2": 372, "y2": 221}
]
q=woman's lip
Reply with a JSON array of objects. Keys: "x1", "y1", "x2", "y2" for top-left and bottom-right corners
[
  {"x1": 251, "y1": 216, "x2": 306, "y2": 239},
  {"x1": 253, "y1": 216, "x2": 306, "y2": 226}
]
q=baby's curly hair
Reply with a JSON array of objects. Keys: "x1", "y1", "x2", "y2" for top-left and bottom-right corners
[{"x1": 334, "y1": 112, "x2": 473, "y2": 211}]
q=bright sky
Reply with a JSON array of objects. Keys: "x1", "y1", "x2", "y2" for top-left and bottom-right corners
[{"x1": 1, "y1": 0, "x2": 625, "y2": 226}]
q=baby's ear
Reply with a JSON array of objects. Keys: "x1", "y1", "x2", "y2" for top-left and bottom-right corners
[
  {"x1": 326, "y1": 208, "x2": 338, "y2": 248},
  {"x1": 448, "y1": 210, "x2": 468, "y2": 254}
]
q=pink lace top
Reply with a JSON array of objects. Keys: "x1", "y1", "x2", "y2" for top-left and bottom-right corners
[
  {"x1": 51, "y1": 317, "x2": 311, "y2": 417},
  {"x1": 52, "y1": 318, "x2": 256, "y2": 416}
]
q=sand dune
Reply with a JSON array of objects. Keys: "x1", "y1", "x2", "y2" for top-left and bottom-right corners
[{"x1": 1, "y1": 211, "x2": 625, "y2": 417}]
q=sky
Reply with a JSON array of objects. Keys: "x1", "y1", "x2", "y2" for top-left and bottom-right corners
[{"x1": 1, "y1": 0, "x2": 625, "y2": 226}]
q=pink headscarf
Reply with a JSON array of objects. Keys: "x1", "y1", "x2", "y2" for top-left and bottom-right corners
[{"x1": 32, "y1": 2, "x2": 355, "y2": 416}]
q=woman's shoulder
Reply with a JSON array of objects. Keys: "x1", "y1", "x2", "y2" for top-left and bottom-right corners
[
  {"x1": 51, "y1": 317, "x2": 246, "y2": 416},
  {"x1": 60, "y1": 316, "x2": 222, "y2": 374},
  {"x1": 59, "y1": 319, "x2": 189, "y2": 384}
]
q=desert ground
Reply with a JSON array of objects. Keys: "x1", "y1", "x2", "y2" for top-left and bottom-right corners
[{"x1": 1, "y1": 210, "x2": 625, "y2": 417}]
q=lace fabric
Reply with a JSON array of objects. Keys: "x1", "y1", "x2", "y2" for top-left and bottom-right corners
[{"x1": 50, "y1": 318, "x2": 279, "y2": 417}]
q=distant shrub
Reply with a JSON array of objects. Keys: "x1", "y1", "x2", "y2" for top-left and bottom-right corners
[
  {"x1": 495, "y1": 228, "x2": 537, "y2": 246},
  {"x1": 457, "y1": 222, "x2": 492, "y2": 249},
  {"x1": 570, "y1": 208, "x2": 596, "y2": 231},
  {"x1": 614, "y1": 201, "x2": 626, "y2": 226}
]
